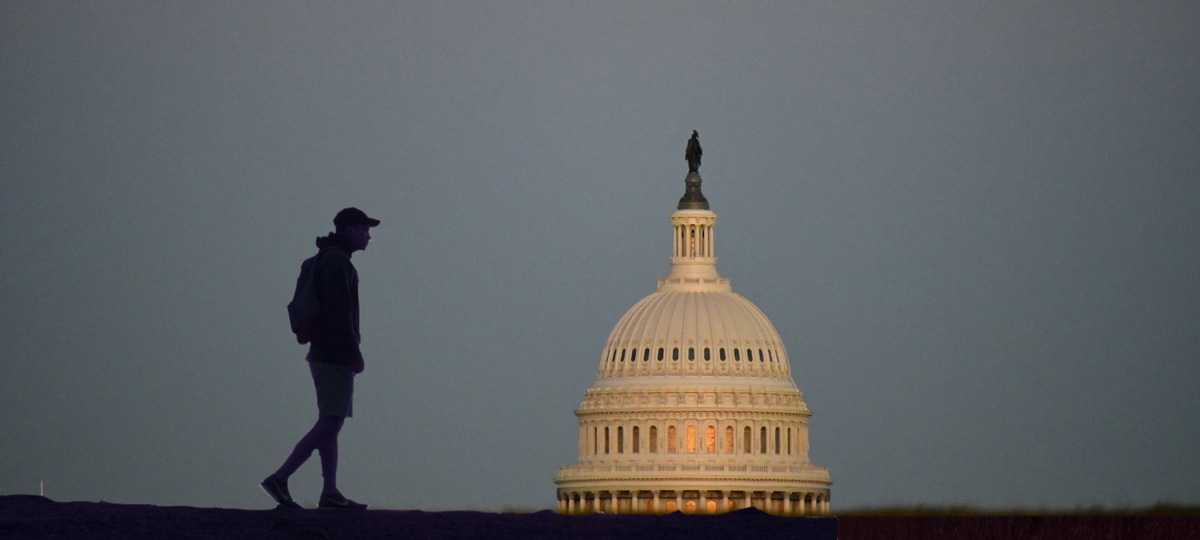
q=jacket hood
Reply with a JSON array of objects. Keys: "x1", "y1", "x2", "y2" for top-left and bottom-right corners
[{"x1": 315, "y1": 232, "x2": 357, "y2": 255}]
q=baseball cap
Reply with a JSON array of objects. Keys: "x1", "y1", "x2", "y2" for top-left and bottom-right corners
[{"x1": 333, "y1": 207, "x2": 381, "y2": 229}]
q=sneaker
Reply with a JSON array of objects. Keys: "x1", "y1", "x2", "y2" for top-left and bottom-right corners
[
  {"x1": 318, "y1": 492, "x2": 367, "y2": 510},
  {"x1": 260, "y1": 475, "x2": 302, "y2": 509}
]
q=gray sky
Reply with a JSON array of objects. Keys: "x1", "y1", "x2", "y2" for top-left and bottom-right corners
[{"x1": 2, "y1": 2, "x2": 1197, "y2": 511}]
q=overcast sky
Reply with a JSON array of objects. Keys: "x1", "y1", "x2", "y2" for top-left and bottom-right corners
[{"x1": 2, "y1": 2, "x2": 1198, "y2": 512}]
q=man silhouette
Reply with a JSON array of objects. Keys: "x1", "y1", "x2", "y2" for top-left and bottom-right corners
[{"x1": 262, "y1": 207, "x2": 379, "y2": 510}]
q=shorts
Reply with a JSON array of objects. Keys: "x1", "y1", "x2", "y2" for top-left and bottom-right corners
[{"x1": 309, "y1": 360, "x2": 355, "y2": 418}]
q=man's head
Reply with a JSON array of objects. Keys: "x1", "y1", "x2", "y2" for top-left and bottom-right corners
[{"x1": 333, "y1": 207, "x2": 380, "y2": 251}]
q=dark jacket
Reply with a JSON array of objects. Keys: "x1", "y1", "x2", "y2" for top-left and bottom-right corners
[{"x1": 306, "y1": 233, "x2": 364, "y2": 371}]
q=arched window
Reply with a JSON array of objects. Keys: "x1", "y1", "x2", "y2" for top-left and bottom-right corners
[
  {"x1": 672, "y1": 348, "x2": 679, "y2": 361},
  {"x1": 719, "y1": 348, "x2": 726, "y2": 361},
  {"x1": 686, "y1": 425, "x2": 697, "y2": 453},
  {"x1": 644, "y1": 348, "x2": 651, "y2": 362},
  {"x1": 667, "y1": 426, "x2": 677, "y2": 453},
  {"x1": 746, "y1": 349, "x2": 753, "y2": 363},
  {"x1": 617, "y1": 426, "x2": 624, "y2": 453},
  {"x1": 629, "y1": 349, "x2": 636, "y2": 362},
  {"x1": 774, "y1": 427, "x2": 781, "y2": 454},
  {"x1": 787, "y1": 428, "x2": 793, "y2": 455},
  {"x1": 758, "y1": 349, "x2": 765, "y2": 362},
  {"x1": 688, "y1": 348, "x2": 695, "y2": 361},
  {"x1": 768, "y1": 350, "x2": 774, "y2": 363},
  {"x1": 610, "y1": 349, "x2": 617, "y2": 363},
  {"x1": 619, "y1": 350, "x2": 625, "y2": 362},
  {"x1": 724, "y1": 426, "x2": 734, "y2": 453},
  {"x1": 705, "y1": 425, "x2": 716, "y2": 453},
  {"x1": 760, "y1": 427, "x2": 767, "y2": 454},
  {"x1": 632, "y1": 426, "x2": 640, "y2": 453},
  {"x1": 604, "y1": 427, "x2": 610, "y2": 454},
  {"x1": 704, "y1": 348, "x2": 711, "y2": 361},
  {"x1": 657, "y1": 348, "x2": 664, "y2": 361},
  {"x1": 649, "y1": 426, "x2": 658, "y2": 453},
  {"x1": 734, "y1": 348, "x2": 741, "y2": 361},
  {"x1": 743, "y1": 426, "x2": 752, "y2": 454},
  {"x1": 593, "y1": 427, "x2": 598, "y2": 455}
]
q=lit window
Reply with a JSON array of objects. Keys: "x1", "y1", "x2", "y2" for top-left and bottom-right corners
[
  {"x1": 686, "y1": 426, "x2": 697, "y2": 453},
  {"x1": 667, "y1": 426, "x2": 677, "y2": 453},
  {"x1": 705, "y1": 426, "x2": 716, "y2": 453}
]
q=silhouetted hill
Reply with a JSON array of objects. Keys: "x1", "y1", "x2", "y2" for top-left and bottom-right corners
[
  {"x1": 0, "y1": 496, "x2": 836, "y2": 540},
  {"x1": 3, "y1": 496, "x2": 1196, "y2": 539}
]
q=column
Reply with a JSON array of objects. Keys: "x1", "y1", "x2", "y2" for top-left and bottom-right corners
[
  {"x1": 699, "y1": 491, "x2": 707, "y2": 514},
  {"x1": 653, "y1": 491, "x2": 661, "y2": 514},
  {"x1": 721, "y1": 491, "x2": 729, "y2": 513},
  {"x1": 744, "y1": 491, "x2": 752, "y2": 509},
  {"x1": 784, "y1": 493, "x2": 793, "y2": 516}
]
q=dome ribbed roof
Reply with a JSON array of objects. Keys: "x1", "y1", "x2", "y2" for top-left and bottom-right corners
[{"x1": 598, "y1": 290, "x2": 793, "y2": 380}]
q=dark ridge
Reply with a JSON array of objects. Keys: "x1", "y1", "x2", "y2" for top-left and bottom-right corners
[
  {"x1": 6, "y1": 497, "x2": 1195, "y2": 540},
  {"x1": 0, "y1": 496, "x2": 837, "y2": 540}
]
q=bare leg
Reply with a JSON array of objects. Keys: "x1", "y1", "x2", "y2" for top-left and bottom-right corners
[
  {"x1": 275, "y1": 416, "x2": 345, "y2": 481},
  {"x1": 318, "y1": 423, "x2": 340, "y2": 496}
]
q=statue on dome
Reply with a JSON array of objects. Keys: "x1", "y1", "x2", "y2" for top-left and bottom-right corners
[{"x1": 685, "y1": 130, "x2": 702, "y2": 173}]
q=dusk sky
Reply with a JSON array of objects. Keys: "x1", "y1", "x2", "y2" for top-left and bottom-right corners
[{"x1": 2, "y1": 2, "x2": 1198, "y2": 511}]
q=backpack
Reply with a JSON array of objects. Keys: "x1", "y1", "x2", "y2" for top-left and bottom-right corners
[{"x1": 287, "y1": 249, "x2": 329, "y2": 344}]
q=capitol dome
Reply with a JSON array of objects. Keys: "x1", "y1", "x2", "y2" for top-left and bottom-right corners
[{"x1": 554, "y1": 148, "x2": 833, "y2": 516}]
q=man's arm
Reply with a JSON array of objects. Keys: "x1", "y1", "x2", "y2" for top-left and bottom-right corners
[{"x1": 317, "y1": 252, "x2": 364, "y2": 371}]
